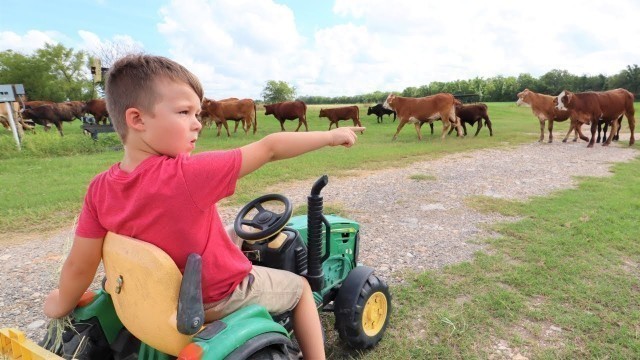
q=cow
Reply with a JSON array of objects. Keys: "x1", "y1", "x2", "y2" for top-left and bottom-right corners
[
  {"x1": 555, "y1": 88, "x2": 636, "y2": 148},
  {"x1": 0, "y1": 101, "x2": 34, "y2": 132},
  {"x1": 516, "y1": 89, "x2": 584, "y2": 143},
  {"x1": 318, "y1": 106, "x2": 364, "y2": 133},
  {"x1": 446, "y1": 102, "x2": 493, "y2": 137},
  {"x1": 21, "y1": 104, "x2": 77, "y2": 136},
  {"x1": 264, "y1": 100, "x2": 308, "y2": 132},
  {"x1": 201, "y1": 98, "x2": 257, "y2": 135},
  {"x1": 83, "y1": 99, "x2": 110, "y2": 125},
  {"x1": 367, "y1": 103, "x2": 396, "y2": 123},
  {"x1": 383, "y1": 93, "x2": 463, "y2": 140}
]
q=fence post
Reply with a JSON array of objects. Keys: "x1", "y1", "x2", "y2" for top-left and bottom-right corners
[{"x1": 4, "y1": 102, "x2": 21, "y2": 150}]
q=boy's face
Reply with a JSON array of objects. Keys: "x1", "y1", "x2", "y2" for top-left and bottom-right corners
[{"x1": 140, "y1": 78, "x2": 202, "y2": 157}]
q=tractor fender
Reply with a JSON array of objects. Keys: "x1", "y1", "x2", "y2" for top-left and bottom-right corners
[
  {"x1": 190, "y1": 304, "x2": 290, "y2": 360},
  {"x1": 334, "y1": 266, "x2": 375, "y2": 322}
]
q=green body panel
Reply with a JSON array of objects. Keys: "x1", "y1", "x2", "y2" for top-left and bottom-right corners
[
  {"x1": 73, "y1": 289, "x2": 123, "y2": 343},
  {"x1": 194, "y1": 304, "x2": 289, "y2": 360},
  {"x1": 138, "y1": 343, "x2": 171, "y2": 360},
  {"x1": 287, "y1": 214, "x2": 359, "y2": 296}
]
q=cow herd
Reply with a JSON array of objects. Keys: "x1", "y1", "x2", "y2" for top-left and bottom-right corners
[
  {"x1": 516, "y1": 88, "x2": 635, "y2": 148},
  {"x1": 0, "y1": 97, "x2": 109, "y2": 137},
  {"x1": 2, "y1": 89, "x2": 635, "y2": 148}
]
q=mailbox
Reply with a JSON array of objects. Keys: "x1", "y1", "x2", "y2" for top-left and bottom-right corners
[{"x1": 0, "y1": 84, "x2": 16, "y2": 102}]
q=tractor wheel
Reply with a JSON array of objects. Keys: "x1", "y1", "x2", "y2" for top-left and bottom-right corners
[
  {"x1": 246, "y1": 345, "x2": 290, "y2": 360},
  {"x1": 334, "y1": 272, "x2": 391, "y2": 349}
]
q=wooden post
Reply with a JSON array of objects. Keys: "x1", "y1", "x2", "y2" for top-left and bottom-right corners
[{"x1": 4, "y1": 102, "x2": 21, "y2": 150}]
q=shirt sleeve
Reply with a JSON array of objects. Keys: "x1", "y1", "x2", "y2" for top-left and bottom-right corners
[
  {"x1": 182, "y1": 149, "x2": 242, "y2": 210},
  {"x1": 75, "y1": 181, "x2": 108, "y2": 239}
]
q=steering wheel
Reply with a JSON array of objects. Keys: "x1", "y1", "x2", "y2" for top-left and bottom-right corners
[{"x1": 234, "y1": 194, "x2": 293, "y2": 241}]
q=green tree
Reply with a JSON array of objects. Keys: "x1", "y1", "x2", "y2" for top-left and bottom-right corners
[
  {"x1": 0, "y1": 43, "x2": 93, "y2": 101},
  {"x1": 261, "y1": 80, "x2": 296, "y2": 104}
]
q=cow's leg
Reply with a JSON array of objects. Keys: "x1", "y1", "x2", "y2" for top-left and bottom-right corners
[
  {"x1": 596, "y1": 121, "x2": 603, "y2": 143},
  {"x1": 429, "y1": 122, "x2": 434, "y2": 135},
  {"x1": 233, "y1": 121, "x2": 240, "y2": 133},
  {"x1": 587, "y1": 120, "x2": 597, "y2": 148},
  {"x1": 538, "y1": 119, "x2": 545, "y2": 142},
  {"x1": 485, "y1": 117, "x2": 493, "y2": 136},
  {"x1": 628, "y1": 112, "x2": 636, "y2": 146},
  {"x1": 377, "y1": 115, "x2": 382, "y2": 124},
  {"x1": 54, "y1": 121, "x2": 64, "y2": 137},
  {"x1": 392, "y1": 120, "x2": 408, "y2": 141},
  {"x1": 279, "y1": 119, "x2": 286, "y2": 132},
  {"x1": 440, "y1": 119, "x2": 451, "y2": 140},
  {"x1": 575, "y1": 122, "x2": 589, "y2": 142},
  {"x1": 474, "y1": 119, "x2": 482, "y2": 136},
  {"x1": 414, "y1": 122, "x2": 423, "y2": 141},
  {"x1": 614, "y1": 115, "x2": 622, "y2": 141},
  {"x1": 547, "y1": 120, "x2": 554, "y2": 143},
  {"x1": 447, "y1": 124, "x2": 455, "y2": 135},
  {"x1": 603, "y1": 119, "x2": 616, "y2": 146},
  {"x1": 223, "y1": 121, "x2": 230, "y2": 137},
  {"x1": 295, "y1": 120, "x2": 303, "y2": 132}
]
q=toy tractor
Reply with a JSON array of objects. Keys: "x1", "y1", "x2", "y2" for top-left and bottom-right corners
[{"x1": 1, "y1": 175, "x2": 391, "y2": 359}]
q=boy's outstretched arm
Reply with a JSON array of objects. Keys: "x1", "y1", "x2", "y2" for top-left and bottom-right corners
[
  {"x1": 239, "y1": 126, "x2": 365, "y2": 178},
  {"x1": 44, "y1": 236, "x2": 104, "y2": 318}
]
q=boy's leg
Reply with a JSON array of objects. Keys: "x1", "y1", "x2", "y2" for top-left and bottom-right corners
[{"x1": 292, "y1": 278, "x2": 326, "y2": 359}]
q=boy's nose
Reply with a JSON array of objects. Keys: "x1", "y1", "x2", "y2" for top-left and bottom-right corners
[{"x1": 192, "y1": 116, "x2": 202, "y2": 131}]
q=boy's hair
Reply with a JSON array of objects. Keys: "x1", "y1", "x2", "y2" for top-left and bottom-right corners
[{"x1": 105, "y1": 54, "x2": 204, "y2": 142}]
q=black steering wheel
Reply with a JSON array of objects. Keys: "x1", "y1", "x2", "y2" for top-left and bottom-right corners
[{"x1": 234, "y1": 194, "x2": 293, "y2": 241}]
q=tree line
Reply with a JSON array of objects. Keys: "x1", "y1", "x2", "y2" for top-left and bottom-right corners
[
  {"x1": 1, "y1": 44, "x2": 638, "y2": 104},
  {"x1": 297, "y1": 66, "x2": 640, "y2": 104}
]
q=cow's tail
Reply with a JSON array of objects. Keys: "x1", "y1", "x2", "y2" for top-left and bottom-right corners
[{"x1": 253, "y1": 101, "x2": 257, "y2": 134}]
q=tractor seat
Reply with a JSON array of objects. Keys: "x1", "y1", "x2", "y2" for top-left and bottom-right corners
[{"x1": 102, "y1": 232, "x2": 203, "y2": 356}]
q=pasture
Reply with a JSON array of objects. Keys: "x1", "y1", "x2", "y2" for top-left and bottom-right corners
[
  {"x1": 1, "y1": 101, "x2": 543, "y2": 235},
  {"x1": 1, "y1": 101, "x2": 639, "y2": 358}
]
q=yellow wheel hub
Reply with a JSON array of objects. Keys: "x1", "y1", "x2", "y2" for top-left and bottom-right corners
[{"x1": 362, "y1": 291, "x2": 388, "y2": 336}]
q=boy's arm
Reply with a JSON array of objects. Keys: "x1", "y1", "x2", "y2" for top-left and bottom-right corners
[
  {"x1": 239, "y1": 126, "x2": 364, "y2": 178},
  {"x1": 44, "y1": 235, "x2": 104, "y2": 318}
]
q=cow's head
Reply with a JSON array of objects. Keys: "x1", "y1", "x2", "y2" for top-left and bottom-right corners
[
  {"x1": 383, "y1": 94, "x2": 396, "y2": 110},
  {"x1": 367, "y1": 106, "x2": 373, "y2": 115},
  {"x1": 318, "y1": 108, "x2": 327, "y2": 118},
  {"x1": 516, "y1": 89, "x2": 531, "y2": 107},
  {"x1": 555, "y1": 90, "x2": 572, "y2": 111},
  {"x1": 264, "y1": 104, "x2": 274, "y2": 115}
]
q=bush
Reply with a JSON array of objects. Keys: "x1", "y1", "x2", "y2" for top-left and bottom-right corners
[{"x1": 0, "y1": 127, "x2": 122, "y2": 159}]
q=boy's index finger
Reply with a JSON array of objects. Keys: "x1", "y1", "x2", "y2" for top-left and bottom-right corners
[{"x1": 348, "y1": 127, "x2": 366, "y2": 132}]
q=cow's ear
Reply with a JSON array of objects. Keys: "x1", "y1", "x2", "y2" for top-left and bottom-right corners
[{"x1": 565, "y1": 91, "x2": 573, "y2": 104}]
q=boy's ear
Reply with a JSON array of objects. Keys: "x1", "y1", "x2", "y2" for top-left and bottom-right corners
[{"x1": 125, "y1": 107, "x2": 145, "y2": 131}]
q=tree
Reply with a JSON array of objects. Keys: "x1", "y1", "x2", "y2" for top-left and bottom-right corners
[
  {"x1": 0, "y1": 43, "x2": 93, "y2": 101},
  {"x1": 261, "y1": 80, "x2": 296, "y2": 104}
]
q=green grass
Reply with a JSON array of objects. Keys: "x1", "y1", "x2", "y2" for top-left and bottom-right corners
[
  {"x1": 322, "y1": 157, "x2": 640, "y2": 359},
  {"x1": 0, "y1": 102, "x2": 542, "y2": 234}
]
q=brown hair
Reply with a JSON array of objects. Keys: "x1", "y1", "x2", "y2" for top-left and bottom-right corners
[{"x1": 105, "y1": 54, "x2": 204, "y2": 142}]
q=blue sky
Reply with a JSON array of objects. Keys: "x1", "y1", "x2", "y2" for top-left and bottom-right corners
[{"x1": 2, "y1": 0, "x2": 639, "y2": 99}]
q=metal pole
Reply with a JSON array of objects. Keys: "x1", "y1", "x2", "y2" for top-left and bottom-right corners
[{"x1": 5, "y1": 101, "x2": 21, "y2": 150}]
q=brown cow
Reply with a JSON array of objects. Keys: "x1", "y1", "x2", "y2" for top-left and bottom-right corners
[
  {"x1": 201, "y1": 98, "x2": 257, "y2": 135},
  {"x1": 445, "y1": 102, "x2": 493, "y2": 137},
  {"x1": 555, "y1": 88, "x2": 636, "y2": 148},
  {"x1": 318, "y1": 106, "x2": 363, "y2": 133},
  {"x1": 83, "y1": 99, "x2": 110, "y2": 125},
  {"x1": 516, "y1": 89, "x2": 584, "y2": 143},
  {"x1": 21, "y1": 104, "x2": 77, "y2": 136},
  {"x1": 264, "y1": 101, "x2": 308, "y2": 132},
  {"x1": 383, "y1": 93, "x2": 463, "y2": 140},
  {"x1": 1, "y1": 102, "x2": 34, "y2": 132}
]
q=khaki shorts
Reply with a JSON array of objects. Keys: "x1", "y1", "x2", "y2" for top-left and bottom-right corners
[
  {"x1": 204, "y1": 265, "x2": 304, "y2": 322},
  {"x1": 204, "y1": 225, "x2": 303, "y2": 322}
]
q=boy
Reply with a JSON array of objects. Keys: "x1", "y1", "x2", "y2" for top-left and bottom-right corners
[{"x1": 43, "y1": 54, "x2": 364, "y2": 359}]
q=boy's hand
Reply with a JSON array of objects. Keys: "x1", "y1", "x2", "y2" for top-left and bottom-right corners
[
  {"x1": 43, "y1": 289, "x2": 70, "y2": 318},
  {"x1": 328, "y1": 127, "x2": 365, "y2": 147}
]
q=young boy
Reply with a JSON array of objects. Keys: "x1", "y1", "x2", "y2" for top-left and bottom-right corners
[{"x1": 43, "y1": 54, "x2": 364, "y2": 359}]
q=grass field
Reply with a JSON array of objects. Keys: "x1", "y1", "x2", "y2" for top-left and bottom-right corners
[
  {"x1": 1, "y1": 102, "x2": 639, "y2": 358},
  {"x1": 1, "y1": 102, "x2": 543, "y2": 234}
]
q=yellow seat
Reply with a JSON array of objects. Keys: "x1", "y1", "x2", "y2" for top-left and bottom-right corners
[{"x1": 102, "y1": 232, "x2": 194, "y2": 356}]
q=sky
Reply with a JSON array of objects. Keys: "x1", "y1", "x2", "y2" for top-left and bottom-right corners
[{"x1": 1, "y1": 0, "x2": 639, "y2": 100}]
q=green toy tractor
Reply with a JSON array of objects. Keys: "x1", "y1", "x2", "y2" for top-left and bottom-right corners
[{"x1": 0, "y1": 175, "x2": 391, "y2": 359}]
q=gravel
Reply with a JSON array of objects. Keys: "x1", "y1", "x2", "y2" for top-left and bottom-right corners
[{"x1": 1, "y1": 138, "x2": 637, "y2": 345}]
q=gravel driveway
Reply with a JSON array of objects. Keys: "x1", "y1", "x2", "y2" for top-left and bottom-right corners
[{"x1": 1, "y1": 139, "x2": 637, "y2": 345}]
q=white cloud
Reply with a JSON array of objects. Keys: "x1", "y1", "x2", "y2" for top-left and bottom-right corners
[{"x1": 0, "y1": 30, "x2": 59, "y2": 53}]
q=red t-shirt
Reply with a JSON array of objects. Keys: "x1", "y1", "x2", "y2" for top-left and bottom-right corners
[{"x1": 75, "y1": 149, "x2": 251, "y2": 303}]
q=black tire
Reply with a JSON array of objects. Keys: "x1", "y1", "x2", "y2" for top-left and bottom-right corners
[
  {"x1": 334, "y1": 274, "x2": 391, "y2": 349},
  {"x1": 245, "y1": 345, "x2": 290, "y2": 360}
]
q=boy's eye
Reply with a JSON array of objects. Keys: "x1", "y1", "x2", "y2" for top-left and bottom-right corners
[{"x1": 179, "y1": 110, "x2": 189, "y2": 115}]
